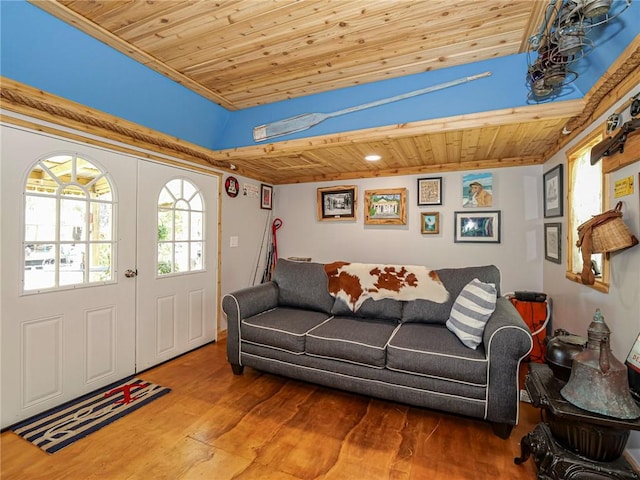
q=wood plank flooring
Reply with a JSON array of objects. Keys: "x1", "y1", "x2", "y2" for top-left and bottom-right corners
[{"x1": 1, "y1": 340, "x2": 540, "y2": 480}]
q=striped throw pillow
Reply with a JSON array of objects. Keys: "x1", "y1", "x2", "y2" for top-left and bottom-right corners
[{"x1": 446, "y1": 278, "x2": 497, "y2": 349}]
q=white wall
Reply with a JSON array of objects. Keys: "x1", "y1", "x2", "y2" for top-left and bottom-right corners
[
  {"x1": 271, "y1": 165, "x2": 544, "y2": 295},
  {"x1": 542, "y1": 86, "x2": 640, "y2": 458},
  {"x1": 219, "y1": 175, "x2": 275, "y2": 330}
]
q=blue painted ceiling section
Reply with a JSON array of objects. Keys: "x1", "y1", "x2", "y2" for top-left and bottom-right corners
[
  {"x1": 570, "y1": 1, "x2": 639, "y2": 93},
  {"x1": 0, "y1": 1, "x2": 230, "y2": 149},
  {"x1": 220, "y1": 0, "x2": 639, "y2": 149},
  {"x1": 1, "y1": 0, "x2": 638, "y2": 152},
  {"x1": 218, "y1": 54, "x2": 579, "y2": 149}
]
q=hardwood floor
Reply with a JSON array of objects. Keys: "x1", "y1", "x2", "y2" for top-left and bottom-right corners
[{"x1": 1, "y1": 340, "x2": 540, "y2": 480}]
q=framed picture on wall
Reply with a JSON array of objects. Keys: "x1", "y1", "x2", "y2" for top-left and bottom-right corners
[
  {"x1": 417, "y1": 177, "x2": 442, "y2": 206},
  {"x1": 543, "y1": 165, "x2": 563, "y2": 218},
  {"x1": 544, "y1": 223, "x2": 562, "y2": 264},
  {"x1": 364, "y1": 188, "x2": 407, "y2": 225},
  {"x1": 317, "y1": 185, "x2": 357, "y2": 221},
  {"x1": 420, "y1": 212, "x2": 440, "y2": 234},
  {"x1": 462, "y1": 173, "x2": 493, "y2": 208},
  {"x1": 454, "y1": 211, "x2": 500, "y2": 243},
  {"x1": 260, "y1": 184, "x2": 273, "y2": 210}
]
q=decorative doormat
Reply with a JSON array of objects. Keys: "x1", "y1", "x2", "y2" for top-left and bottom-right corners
[{"x1": 11, "y1": 377, "x2": 171, "y2": 454}]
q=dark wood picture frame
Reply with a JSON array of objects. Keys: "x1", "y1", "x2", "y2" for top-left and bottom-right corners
[
  {"x1": 317, "y1": 185, "x2": 357, "y2": 221},
  {"x1": 260, "y1": 184, "x2": 273, "y2": 210},
  {"x1": 545, "y1": 222, "x2": 562, "y2": 264},
  {"x1": 543, "y1": 164, "x2": 563, "y2": 218}
]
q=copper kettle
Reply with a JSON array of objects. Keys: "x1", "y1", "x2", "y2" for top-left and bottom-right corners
[{"x1": 560, "y1": 309, "x2": 640, "y2": 419}]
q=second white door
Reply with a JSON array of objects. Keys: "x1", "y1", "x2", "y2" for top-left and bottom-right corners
[{"x1": 135, "y1": 161, "x2": 218, "y2": 370}]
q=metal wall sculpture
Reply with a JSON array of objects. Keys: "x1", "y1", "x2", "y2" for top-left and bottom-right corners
[{"x1": 526, "y1": 0, "x2": 632, "y2": 101}]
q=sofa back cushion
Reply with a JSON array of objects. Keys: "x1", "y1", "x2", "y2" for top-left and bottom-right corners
[
  {"x1": 401, "y1": 265, "x2": 501, "y2": 324},
  {"x1": 272, "y1": 259, "x2": 335, "y2": 314},
  {"x1": 331, "y1": 297, "x2": 403, "y2": 321}
]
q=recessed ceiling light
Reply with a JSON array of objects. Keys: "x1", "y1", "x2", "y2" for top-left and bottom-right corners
[{"x1": 365, "y1": 154, "x2": 381, "y2": 161}]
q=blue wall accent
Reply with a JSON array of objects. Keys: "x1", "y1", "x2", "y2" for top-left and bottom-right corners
[
  {"x1": 217, "y1": 54, "x2": 585, "y2": 149},
  {"x1": 218, "y1": 0, "x2": 639, "y2": 149},
  {"x1": 0, "y1": 1, "x2": 230, "y2": 149},
  {"x1": 572, "y1": 0, "x2": 640, "y2": 93},
  {"x1": 1, "y1": 0, "x2": 638, "y2": 152}
]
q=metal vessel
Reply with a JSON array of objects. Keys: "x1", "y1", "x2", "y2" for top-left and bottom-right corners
[{"x1": 561, "y1": 309, "x2": 640, "y2": 419}]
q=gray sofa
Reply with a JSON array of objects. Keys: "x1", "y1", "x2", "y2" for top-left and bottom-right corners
[{"x1": 222, "y1": 259, "x2": 533, "y2": 438}]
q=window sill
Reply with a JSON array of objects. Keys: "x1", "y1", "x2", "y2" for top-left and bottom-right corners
[{"x1": 565, "y1": 271, "x2": 609, "y2": 293}]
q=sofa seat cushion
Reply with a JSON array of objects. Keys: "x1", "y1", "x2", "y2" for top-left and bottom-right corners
[
  {"x1": 387, "y1": 323, "x2": 487, "y2": 385},
  {"x1": 306, "y1": 317, "x2": 399, "y2": 368},
  {"x1": 241, "y1": 307, "x2": 331, "y2": 354}
]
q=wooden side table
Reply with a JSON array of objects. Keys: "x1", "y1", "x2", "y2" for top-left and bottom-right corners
[{"x1": 515, "y1": 363, "x2": 640, "y2": 480}]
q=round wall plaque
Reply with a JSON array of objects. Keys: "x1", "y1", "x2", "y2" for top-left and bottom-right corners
[{"x1": 225, "y1": 176, "x2": 239, "y2": 197}]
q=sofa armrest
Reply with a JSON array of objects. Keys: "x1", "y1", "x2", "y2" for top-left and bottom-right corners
[
  {"x1": 482, "y1": 297, "x2": 533, "y2": 425},
  {"x1": 222, "y1": 282, "x2": 279, "y2": 367}
]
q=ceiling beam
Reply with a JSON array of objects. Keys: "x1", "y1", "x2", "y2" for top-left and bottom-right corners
[
  {"x1": 213, "y1": 100, "x2": 585, "y2": 161},
  {"x1": 274, "y1": 155, "x2": 545, "y2": 185}
]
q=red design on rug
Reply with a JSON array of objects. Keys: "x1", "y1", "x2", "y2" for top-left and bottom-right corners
[
  {"x1": 104, "y1": 382, "x2": 149, "y2": 404},
  {"x1": 324, "y1": 261, "x2": 449, "y2": 311}
]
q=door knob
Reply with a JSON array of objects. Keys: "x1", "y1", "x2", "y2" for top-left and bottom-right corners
[{"x1": 124, "y1": 269, "x2": 138, "y2": 278}]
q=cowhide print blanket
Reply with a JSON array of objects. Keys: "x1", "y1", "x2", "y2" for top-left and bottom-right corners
[{"x1": 324, "y1": 261, "x2": 449, "y2": 312}]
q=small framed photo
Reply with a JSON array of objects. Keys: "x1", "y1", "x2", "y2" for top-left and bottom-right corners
[
  {"x1": 421, "y1": 212, "x2": 440, "y2": 234},
  {"x1": 543, "y1": 164, "x2": 563, "y2": 218},
  {"x1": 417, "y1": 177, "x2": 442, "y2": 206},
  {"x1": 545, "y1": 222, "x2": 562, "y2": 264},
  {"x1": 462, "y1": 173, "x2": 493, "y2": 208},
  {"x1": 364, "y1": 188, "x2": 407, "y2": 225},
  {"x1": 454, "y1": 211, "x2": 501, "y2": 243},
  {"x1": 317, "y1": 185, "x2": 357, "y2": 221},
  {"x1": 260, "y1": 184, "x2": 273, "y2": 210}
]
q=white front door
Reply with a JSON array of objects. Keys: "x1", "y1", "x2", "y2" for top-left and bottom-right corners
[
  {"x1": 1, "y1": 124, "x2": 219, "y2": 428},
  {"x1": 135, "y1": 161, "x2": 218, "y2": 370},
  {"x1": 1, "y1": 125, "x2": 137, "y2": 428}
]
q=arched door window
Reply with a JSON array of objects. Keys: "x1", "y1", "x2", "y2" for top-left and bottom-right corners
[
  {"x1": 23, "y1": 154, "x2": 115, "y2": 292},
  {"x1": 157, "y1": 178, "x2": 205, "y2": 276}
]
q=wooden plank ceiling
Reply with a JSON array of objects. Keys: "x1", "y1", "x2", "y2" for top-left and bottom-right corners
[{"x1": 27, "y1": 1, "x2": 613, "y2": 184}]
